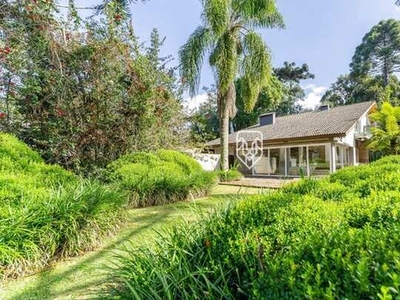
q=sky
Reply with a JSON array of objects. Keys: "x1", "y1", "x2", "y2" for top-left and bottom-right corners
[{"x1": 73, "y1": 0, "x2": 400, "y2": 110}]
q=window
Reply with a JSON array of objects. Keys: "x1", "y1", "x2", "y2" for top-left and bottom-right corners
[{"x1": 308, "y1": 145, "x2": 330, "y2": 176}]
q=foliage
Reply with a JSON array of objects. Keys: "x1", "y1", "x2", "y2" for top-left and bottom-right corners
[
  {"x1": 351, "y1": 19, "x2": 400, "y2": 87},
  {"x1": 322, "y1": 74, "x2": 400, "y2": 107},
  {"x1": 106, "y1": 150, "x2": 216, "y2": 207},
  {"x1": 232, "y1": 61, "x2": 313, "y2": 131},
  {"x1": 368, "y1": 102, "x2": 400, "y2": 155},
  {"x1": 179, "y1": 0, "x2": 284, "y2": 170},
  {"x1": 189, "y1": 87, "x2": 220, "y2": 146},
  {"x1": 322, "y1": 19, "x2": 400, "y2": 107},
  {"x1": 273, "y1": 62, "x2": 315, "y2": 116},
  {"x1": 109, "y1": 155, "x2": 400, "y2": 299},
  {"x1": 0, "y1": 1, "x2": 185, "y2": 175},
  {"x1": 219, "y1": 167, "x2": 242, "y2": 182},
  {"x1": 0, "y1": 133, "x2": 127, "y2": 278}
]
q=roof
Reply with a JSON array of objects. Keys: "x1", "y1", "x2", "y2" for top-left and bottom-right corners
[{"x1": 206, "y1": 101, "x2": 376, "y2": 146}]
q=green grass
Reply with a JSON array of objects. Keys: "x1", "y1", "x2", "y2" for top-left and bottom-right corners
[{"x1": 0, "y1": 185, "x2": 266, "y2": 300}]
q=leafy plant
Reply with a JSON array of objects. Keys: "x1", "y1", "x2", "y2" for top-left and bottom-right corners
[{"x1": 368, "y1": 102, "x2": 400, "y2": 155}]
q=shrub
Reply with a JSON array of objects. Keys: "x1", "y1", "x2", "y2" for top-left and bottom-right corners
[
  {"x1": 0, "y1": 134, "x2": 127, "y2": 278},
  {"x1": 219, "y1": 168, "x2": 243, "y2": 182},
  {"x1": 109, "y1": 155, "x2": 400, "y2": 299},
  {"x1": 106, "y1": 150, "x2": 217, "y2": 207}
]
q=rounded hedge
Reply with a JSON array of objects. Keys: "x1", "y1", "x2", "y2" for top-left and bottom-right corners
[
  {"x1": 106, "y1": 150, "x2": 217, "y2": 207},
  {"x1": 0, "y1": 134, "x2": 127, "y2": 278}
]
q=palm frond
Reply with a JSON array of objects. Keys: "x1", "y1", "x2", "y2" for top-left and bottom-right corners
[
  {"x1": 209, "y1": 32, "x2": 238, "y2": 95},
  {"x1": 201, "y1": 0, "x2": 230, "y2": 37},
  {"x1": 179, "y1": 26, "x2": 213, "y2": 97},
  {"x1": 240, "y1": 31, "x2": 271, "y2": 111},
  {"x1": 233, "y1": 0, "x2": 285, "y2": 29}
]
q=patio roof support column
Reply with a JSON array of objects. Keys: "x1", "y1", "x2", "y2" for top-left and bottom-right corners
[
  {"x1": 306, "y1": 146, "x2": 310, "y2": 176},
  {"x1": 330, "y1": 144, "x2": 336, "y2": 173},
  {"x1": 353, "y1": 146, "x2": 357, "y2": 166},
  {"x1": 284, "y1": 148, "x2": 288, "y2": 177}
]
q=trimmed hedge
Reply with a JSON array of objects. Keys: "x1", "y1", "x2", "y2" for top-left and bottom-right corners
[
  {"x1": 0, "y1": 134, "x2": 127, "y2": 278},
  {"x1": 106, "y1": 150, "x2": 217, "y2": 207},
  {"x1": 110, "y1": 155, "x2": 400, "y2": 299}
]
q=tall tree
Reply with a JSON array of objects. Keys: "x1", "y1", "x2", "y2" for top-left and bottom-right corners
[
  {"x1": 0, "y1": 0, "x2": 184, "y2": 174},
  {"x1": 351, "y1": 19, "x2": 400, "y2": 87},
  {"x1": 190, "y1": 87, "x2": 219, "y2": 146},
  {"x1": 273, "y1": 62, "x2": 314, "y2": 115},
  {"x1": 321, "y1": 74, "x2": 400, "y2": 107},
  {"x1": 179, "y1": 0, "x2": 284, "y2": 170}
]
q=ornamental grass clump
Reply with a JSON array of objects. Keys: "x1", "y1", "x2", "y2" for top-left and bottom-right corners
[
  {"x1": 0, "y1": 134, "x2": 127, "y2": 278},
  {"x1": 109, "y1": 155, "x2": 400, "y2": 299},
  {"x1": 106, "y1": 150, "x2": 216, "y2": 207}
]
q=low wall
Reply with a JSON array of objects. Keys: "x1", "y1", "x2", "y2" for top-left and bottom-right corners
[{"x1": 186, "y1": 152, "x2": 220, "y2": 171}]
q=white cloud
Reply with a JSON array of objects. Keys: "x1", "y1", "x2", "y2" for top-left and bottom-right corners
[
  {"x1": 184, "y1": 93, "x2": 209, "y2": 111},
  {"x1": 301, "y1": 84, "x2": 328, "y2": 109}
]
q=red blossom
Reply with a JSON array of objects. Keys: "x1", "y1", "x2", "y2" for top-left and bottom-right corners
[{"x1": 0, "y1": 112, "x2": 6, "y2": 119}]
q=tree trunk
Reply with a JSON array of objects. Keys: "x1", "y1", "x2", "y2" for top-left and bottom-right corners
[
  {"x1": 218, "y1": 83, "x2": 237, "y2": 171},
  {"x1": 219, "y1": 99, "x2": 230, "y2": 171}
]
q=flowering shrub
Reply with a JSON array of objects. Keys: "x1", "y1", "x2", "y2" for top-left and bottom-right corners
[{"x1": 0, "y1": 1, "x2": 186, "y2": 175}]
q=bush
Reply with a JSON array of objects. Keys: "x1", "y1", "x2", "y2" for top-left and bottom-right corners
[
  {"x1": 106, "y1": 150, "x2": 217, "y2": 207},
  {"x1": 219, "y1": 168, "x2": 243, "y2": 182},
  {"x1": 0, "y1": 134, "x2": 127, "y2": 278},
  {"x1": 109, "y1": 155, "x2": 400, "y2": 299}
]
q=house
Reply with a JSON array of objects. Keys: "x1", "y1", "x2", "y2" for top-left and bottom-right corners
[{"x1": 206, "y1": 101, "x2": 377, "y2": 177}]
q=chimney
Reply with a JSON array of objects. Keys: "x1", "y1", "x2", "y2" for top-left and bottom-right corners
[
  {"x1": 259, "y1": 112, "x2": 276, "y2": 126},
  {"x1": 319, "y1": 104, "x2": 330, "y2": 111}
]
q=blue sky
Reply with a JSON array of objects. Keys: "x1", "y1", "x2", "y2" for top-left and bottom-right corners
[{"x1": 74, "y1": 0, "x2": 400, "y2": 109}]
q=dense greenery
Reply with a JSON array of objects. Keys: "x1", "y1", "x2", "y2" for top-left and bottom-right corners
[
  {"x1": 190, "y1": 87, "x2": 220, "y2": 146},
  {"x1": 179, "y1": 0, "x2": 283, "y2": 170},
  {"x1": 0, "y1": 1, "x2": 185, "y2": 174},
  {"x1": 106, "y1": 150, "x2": 216, "y2": 207},
  {"x1": 110, "y1": 156, "x2": 400, "y2": 299},
  {"x1": 322, "y1": 19, "x2": 400, "y2": 107},
  {"x1": 0, "y1": 134, "x2": 127, "y2": 278},
  {"x1": 190, "y1": 62, "x2": 314, "y2": 144},
  {"x1": 368, "y1": 102, "x2": 400, "y2": 155}
]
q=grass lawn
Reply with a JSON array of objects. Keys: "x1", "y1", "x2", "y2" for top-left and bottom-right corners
[{"x1": 0, "y1": 185, "x2": 266, "y2": 300}]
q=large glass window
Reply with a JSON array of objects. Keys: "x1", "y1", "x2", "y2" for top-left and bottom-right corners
[
  {"x1": 253, "y1": 150, "x2": 269, "y2": 175},
  {"x1": 308, "y1": 145, "x2": 330, "y2": 176},
  {"x1": 287, "y1": 147, "x2": 307, "y2": 176},
  {"x1": 269, "y1": 148, "x2": 286, "y2": 176}
]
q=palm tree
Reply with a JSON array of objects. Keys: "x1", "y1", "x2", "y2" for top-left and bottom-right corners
[{"x1": 179, "y1": 0, "x2": 284, "y2": 171}]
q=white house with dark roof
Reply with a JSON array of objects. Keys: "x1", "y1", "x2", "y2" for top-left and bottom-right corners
[{"x1": 206, "y1": 101, "x2": 377, "y2": 177}]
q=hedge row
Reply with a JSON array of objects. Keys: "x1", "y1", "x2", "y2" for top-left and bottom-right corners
[
  {"x1": 110, "y1": 155, "x2": 400, "y2": 299},
  {"x1": 0, "y1": 134, "x2": 127, "y2": 278},
  {"x1": 106, "y1": 150, "x2": 217, "y2": 207}
]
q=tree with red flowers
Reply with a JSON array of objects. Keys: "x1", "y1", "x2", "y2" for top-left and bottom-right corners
[{"x1": 0, "y1": 0, "x2": 186, "y2": 174}]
